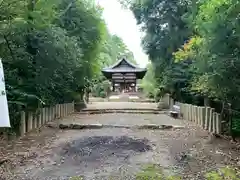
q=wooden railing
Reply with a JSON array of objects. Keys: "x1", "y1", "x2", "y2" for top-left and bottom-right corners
[{"x1": 20, "y1": 102, "x2": 74, "y2": 136}]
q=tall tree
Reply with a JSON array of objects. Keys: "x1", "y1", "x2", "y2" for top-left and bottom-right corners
[{"x1": 128, "y1": 0, "x2": 192, "y2": 99}]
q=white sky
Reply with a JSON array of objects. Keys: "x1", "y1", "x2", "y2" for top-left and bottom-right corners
[{"x1": 96, "y1": 0, "x2": 149, "y2": 68}]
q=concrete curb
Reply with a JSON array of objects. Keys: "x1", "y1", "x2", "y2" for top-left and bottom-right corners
[
  {"x1": 81, "y1": 108, "x2": 161, "y2": 111},
  {"x1": 77, "y1": 109, "x2": 167, "y2": 115},
  {"x1": 47, "y1": 123, "x2": 185, "y2": 130}
]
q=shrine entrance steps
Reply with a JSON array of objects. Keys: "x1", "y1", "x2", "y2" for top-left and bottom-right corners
[
  {"x1": 107, "y1": 92, "x2": 154, "y2": 102},
  {"x1": 46, "y1": 101, "x2": 185, "y2": 131},
  {"x1": 85, "y1": 101, "x2": 159, "y2": 112}
]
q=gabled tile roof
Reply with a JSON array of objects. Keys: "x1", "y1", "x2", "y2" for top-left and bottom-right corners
[
  {"x1": 102, "y1": 58, "x2": 147, "y2": 79},
  {"x1": 102, "y1": 58, "x2": 147, "y2": 73}
]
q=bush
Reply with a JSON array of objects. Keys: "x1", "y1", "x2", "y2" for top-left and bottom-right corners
[{"x1": 99, "y1": 91, "x2": 106, "y2": 98}]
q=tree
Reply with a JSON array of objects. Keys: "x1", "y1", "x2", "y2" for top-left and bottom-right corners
[
  {"x1": 127, "y1": 0, "x2": 192, "y2": 99},
  {"x1": 0, "y1": 0, "x2": 125, "y2": 132}
]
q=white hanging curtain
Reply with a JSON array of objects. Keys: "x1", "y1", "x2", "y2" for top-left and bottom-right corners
[{"x1": 0, "y1": 59, "x2": 10, "y2": 127}]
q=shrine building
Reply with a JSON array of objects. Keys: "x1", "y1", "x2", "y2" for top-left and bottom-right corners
[{"x1": 101, "y1": 58, "x2": 147, "y2": 92}]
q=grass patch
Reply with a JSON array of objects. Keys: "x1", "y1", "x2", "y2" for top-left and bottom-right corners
[
  {"x1": 136, "y1": 164, "x2": 181, "y2": 180},
  {"x1": 205, "y1": 167, "x2": 240, "y2": 180},
  {"x1": 68, "y1": 165, "x2": 240, "y2": 180},
  {"x1": 136, "y1": 164, "x2": 240, "y2": 180},
  {"x1": 69, "y1": 176, "x2": 84, "y2": 180}
]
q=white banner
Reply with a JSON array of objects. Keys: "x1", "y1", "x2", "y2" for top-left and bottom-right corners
[{"x1": 0, "y1": 59, "x2": 10, "y2": 127}]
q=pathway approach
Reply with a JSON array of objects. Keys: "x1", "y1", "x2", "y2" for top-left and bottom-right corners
[{"x1": 0, "y1": 102, "x2": 240, "y2": 179}]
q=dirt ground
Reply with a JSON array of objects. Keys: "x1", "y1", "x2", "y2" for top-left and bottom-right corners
[
  {"x1": 1, "y1": 121, "x2": 240, "y2": 180},
  {"x1": 1, "y1": 101, "x2": 240, "y2": 180},
  {"x1": 52, "y1": 113, "x2": 185, "y2": 128}
]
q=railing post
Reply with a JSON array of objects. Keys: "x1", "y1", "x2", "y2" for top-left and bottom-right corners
[
  {"x1": 196, "y1": 107, "x2": 200, "y2": 125},
  {"x1": 38, "y1": 109, "x2": 42, "y2": 128},
  {"x1": 27, "y1": 112, "x2": 33, "y2": 132},
  {"x1": 60, "y1": 104, "x2": 63, "y2": 117},
  {"x1": 208, "y1": 108, "x2": 214, "y2": 132},
  {"x1": 33, "y1": 112, "x2": 37, "y2": 129},
  {"x1": 62, "y1": 104, "x2": 65, "y2": 117},
  {"x1": 196, "y1": 106, "x2": 199, "y2": 123},
  {"x1": 42, "y1": 108, "x2": 46, "y2": 124},
  {"x1": 67, "y1": 103, "x2": 69, "y2": 115},
  {"x1": 190, "y1": 105, "x2": 192, "y2": 121},
  {"x1": 49, "y1": 107, "x2": 52, "y2": 121},
  {"x1": 46, "y1": 107, "x2": 51, "y2": 122},
  {"x1": 201, "y1": 107, "x2": 205, "y2": 128},
  {"x1": 52, "y1": 106, "x2": 54, "y2": 120},
  {"x1": 20, "y1": 111, "x2": 26, "y2": 136},
  {"x1": 216, "y1": 113, "x2": 221, "y2": 134},
  {"x1": 72, "y1": 101, "x2": 74, "y2": 113},
  {"x1": 50, "y1": 106, "x2": 54, "y2": 121},
  {"x1": 64, "y1": 103, "x2": 67, "y2": 117},
  {"x1": 213, "y1": 112, "x2": 217, "y2": 133},
  {"x1": 187, "y1": 104, "x2": 190, "y2": 121},
  {"x1": 53, "y1": 105, "x2": 57, "y2": 120},
  {"x1": 193, "y1": 106, "x2": 196, "y2": 122},
  {"x1": 58, "y1": 104, "x2": 61, "y2": 118},
  {"x1": 204, "y1": 107, "x2": 210, "y2": 130},
  {"x1": 194, "y1": 106, "x2": 197, "y2": 123}
]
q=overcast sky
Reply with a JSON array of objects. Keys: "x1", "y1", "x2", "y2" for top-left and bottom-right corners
[{"x1": 96, "y1": 0, "x2": 149, "y2": 67}]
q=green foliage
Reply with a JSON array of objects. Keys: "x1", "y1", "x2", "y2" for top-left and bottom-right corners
[
  {"x1": 91, "y1": 79, "x2": 111, "y2": 98},
  {"x1": 0, "y1": 0, "x2": 133, "y2": 133},
  {"x1": 127, "y1": 0, "x2": 192, "y2": 101},
  {"x1": 127, "y1": 0, "x2": 240, "y2": 112},
  {"x1": 139, "y1": 63, "x2": 158, "y2": 99}
]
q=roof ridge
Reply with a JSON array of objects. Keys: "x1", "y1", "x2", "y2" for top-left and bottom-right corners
[{"x1": 105, "y1": 58, "x2": 139, "y2": 70}]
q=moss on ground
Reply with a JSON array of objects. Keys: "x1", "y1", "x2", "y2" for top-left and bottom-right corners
[
  {"x1": 135, "y1": 164, "x2": 181, "y2": 180},
  {"x1": 135, "y1": 164, "x2": 240, "y2": 180},
  {"x1": 205, "y1": 167, "x2": 240, "y2": 180},
  {"x1": 69, "y1": 164, "x2": 240, "y2": 180},
  {"x1": 69, "y1": 176, "x2": 83, "y2": 180}
]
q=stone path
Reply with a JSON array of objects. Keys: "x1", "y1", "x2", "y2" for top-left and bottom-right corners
[
  {"x1": 86, "y1": 102, "x2": 158, "y2": 110},
  {"x1": 49, "y1": 113, "x2": 185, "y2": 129},
  {"x1": 1, "y1": 102, "x2": 240, "y2": 179}
]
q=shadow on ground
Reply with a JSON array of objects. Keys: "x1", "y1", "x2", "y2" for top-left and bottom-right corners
[{"x1": 61, "y1": 136, "x2": 152, "y2": 163}]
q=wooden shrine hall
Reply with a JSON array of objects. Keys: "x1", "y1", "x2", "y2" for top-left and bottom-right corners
[{"x1": 102, "y1": 58, "x2": 147, "y2": 92}]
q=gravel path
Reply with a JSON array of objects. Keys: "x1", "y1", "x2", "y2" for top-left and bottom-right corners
[
  {"x1": 54, "y1": 113, "x2": 185, "y2": 128},
  {"x1": 1, "y1": 125, "x2": 240, "y2": 180},
  {"x1": 1, "y1": 112, "x2": 240, "y2": 180}
]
